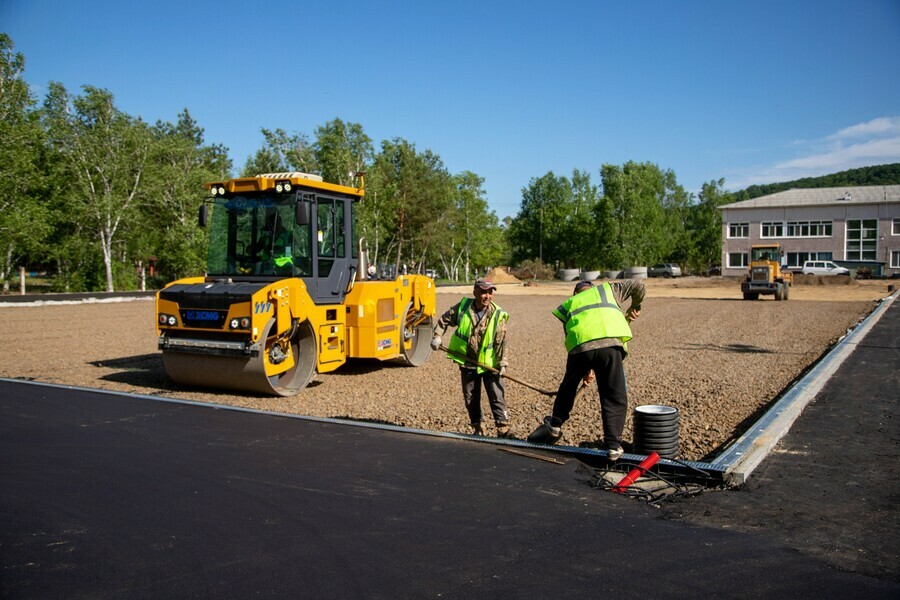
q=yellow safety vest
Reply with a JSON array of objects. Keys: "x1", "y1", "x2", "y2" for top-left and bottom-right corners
[
  {"x1": 553, "y1": 283, "x2": 632, "y2": 354},
  {"x1": 447, "y1": 298, "x2": 508, "y2": 373}
]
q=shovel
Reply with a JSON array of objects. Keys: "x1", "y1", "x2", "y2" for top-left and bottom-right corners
[{"x1": 439, "y1": 345, "x2": 557, "y2": 396}]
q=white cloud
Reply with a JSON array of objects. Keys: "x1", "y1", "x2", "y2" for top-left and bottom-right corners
[
  {"x1": 828, "y1": 116, "x2": 900, "y2": 140},
  {"x1": 727, "y1": 116, "x2": 900, "y2": 190}
]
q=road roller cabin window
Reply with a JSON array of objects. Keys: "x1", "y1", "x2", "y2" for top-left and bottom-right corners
[
  {"x1": 350, "y1": 202, "x2": 359, "y2": 258},
  {"x1": 317, "y1": 199, "x2": 335, "y2": 277},
  {"x1": 206, "y1": 196, "x2": 312, "y2": 278},
  {"x1": 335, "y1": 199, "x2": 346, "y2": 259}
]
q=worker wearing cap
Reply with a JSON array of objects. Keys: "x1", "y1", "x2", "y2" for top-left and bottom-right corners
[
  {"x1": 528, "y1": 278, "x2": 644, "y2": 460},
  {"x1": 431, "y1": 278, "x2": 512, "y2": 437}
]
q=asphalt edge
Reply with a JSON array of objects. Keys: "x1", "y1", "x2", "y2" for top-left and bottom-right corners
[{"x1": 711, "y1": 289, "x2": 898, "y2": 485}]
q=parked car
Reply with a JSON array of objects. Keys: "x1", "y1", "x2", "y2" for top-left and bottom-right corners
[
  {"x1": 648, "y1": 263, "x2": 682, "y2": 278},
  {"x1": 801, "y1": 260, "x2": 849, "y2": 276}
]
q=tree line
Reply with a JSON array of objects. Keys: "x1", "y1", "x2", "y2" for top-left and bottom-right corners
[
  {"x1": 1, "y1": 34, "x2": 511, "y2": 292},
  {"x1": 508, "y1": 166, "x2": 731, "y2": 274},
  {"x1": 733, "y1": 163, "x2": 900, "y2": 201},
  {"x1": 4, "y1": 33, "x2": 895, "y2": 293}
]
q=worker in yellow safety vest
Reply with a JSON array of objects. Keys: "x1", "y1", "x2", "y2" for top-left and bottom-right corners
[
  {"x1": 431, "y1": 278, "x2": 512, "y2": 438},
  {"x1": 528, "y1": 279, "x2": 644, "y2": 460}
]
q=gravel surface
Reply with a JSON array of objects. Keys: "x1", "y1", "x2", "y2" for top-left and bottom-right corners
[{"x1": 0, "y1": 278, "x2": 889, "y2": 460}]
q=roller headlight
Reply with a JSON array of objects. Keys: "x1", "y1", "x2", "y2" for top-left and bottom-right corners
[
  {"x1": 229, "y1": 317, "x2": 251, "y2": 330},
  {"x1": 158, "y1": 313, "x2": 178, "y2": 327}
]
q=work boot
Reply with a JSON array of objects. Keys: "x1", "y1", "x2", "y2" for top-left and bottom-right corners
[
  {"x1": 606, "y1": 444, "x2": 624, "y2": 461},
  {"x1": 527, "y1": 417, "x2": 562, "y2": 444},
  {"x1": 496, "y1": 423, "x2": 514, "y2": 438},
  {"x1": 471, "y1": 423, "x2": 485, "y2": 436}
]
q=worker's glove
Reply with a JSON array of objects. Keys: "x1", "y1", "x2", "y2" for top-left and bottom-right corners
[
  {"x1": 430, "y1": 335, "x2": 442, "y2": 350},
  {"x1": 498, "y1": 366, "x2": 507, "y2": 377}
]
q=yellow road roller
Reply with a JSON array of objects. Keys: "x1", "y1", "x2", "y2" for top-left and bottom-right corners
[{"x1": 156, "y1": 172, "x2": 436, "y2": 396}]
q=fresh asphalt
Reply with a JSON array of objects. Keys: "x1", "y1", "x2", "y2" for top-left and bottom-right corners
[{"x1": 2, "y1": 302, "x2": 898, "y2": 598}]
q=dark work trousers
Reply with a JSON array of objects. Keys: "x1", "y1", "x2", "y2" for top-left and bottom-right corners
[
  {"x1": 551, "y1": 347, "x2": 628, "y2": 447},
  {"x1": 460, "y1": 367, "x2": 509, "y2": 426}
]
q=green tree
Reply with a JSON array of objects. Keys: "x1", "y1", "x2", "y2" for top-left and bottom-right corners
[
  {"x1": 364, "y1": 138, "x2": 453, "y2": 272},
  {"x1": 314, "y1": 118, "x2": 373, "y2": 187},
  {"x1": 508, "y1": 170, "x2": 600, "y2": 270},
  {"x1": 241, "y1": 128, "x2": 318, "y2": 176},
  {"x1": 42, "y1": 83, "x2": 153, "y2": 291},
  {"x1": 567, "y1": 169, "x2": 602, "y2": 268},
  {"x1": 658, "y1": 167, "x2": 692, "y2": 265},
  {"x1": 508, "y1": 172, "x2": 572, "y2": 266},
  {"x1": 600, "y1": 162, "x2": 670, "y2": 267},
  {"x1": 437, "y1": 171, "x2": 506, "y2": 280},
  {"x1": 0, "y1": 33, "x2": 50, "y2": 292},
  {"x1": 686, "y1": 178, "x2": 732, "y2": 272},
  {"x1": 143, "y1": 109, "x2": 231, "y2": 283},
  {"x1": 589, "y1": 192, "x2": 622, "y2": 271}
]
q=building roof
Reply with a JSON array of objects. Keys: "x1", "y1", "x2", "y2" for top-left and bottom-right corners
[{"x1": 720, "y1": 185, "x2": 900, "y2": 210}]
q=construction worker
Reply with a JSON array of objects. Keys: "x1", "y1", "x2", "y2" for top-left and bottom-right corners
[
  {"x1": 431, "y1": 278, "x2": 512, "y2": 437},
  {"x1": 256, "y1": 210, "x2": 293, "y2": 274},
  {"x1": 528, "y1": 278, "x2": 644, "y2": 460}
]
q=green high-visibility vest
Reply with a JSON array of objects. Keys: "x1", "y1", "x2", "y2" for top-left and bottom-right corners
[
  {"x1": 447, "y1": 298, "x2": 508, "y2": 373},
  {"x1": 552, "y1": 283, "x2": 632, "y2": 354},
  {"x1": 264, "y1": 229, "x2": 293, "y2": 267}
]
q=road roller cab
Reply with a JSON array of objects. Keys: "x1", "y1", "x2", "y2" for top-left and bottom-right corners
[{"x1": 156, "y1": 172, "x2": 436, "y2": 396}]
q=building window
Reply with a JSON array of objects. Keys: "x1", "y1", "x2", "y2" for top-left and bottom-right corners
[
  {"x1": 785, "y1": 220, "x2": 832, "y2": 237},
  {"x1": 728, "y1": 222, "x2": 749, "y2": 238},
  {"x1": 786, "y1": 252, "x2": 834, "y2": 267},
  {"x1": 728, "y1": 252, "x2": 748, "y2": 268},
  {"x1": 893, "y1": 218, "x2": 900, "y2": 235},
  {"x1": 846, "y1": 219, "x2": 878, "y2": 260},
  {"x1": 761, "y1": 222, "x2": 784, "y2": 238},
  {"x1": 892, "y1": 251, "x2": 900, "y2": 268}
]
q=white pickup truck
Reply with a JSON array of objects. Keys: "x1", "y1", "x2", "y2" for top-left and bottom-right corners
[{"x1": 801, "y1": 260, "x2": 849, "y2": 276}]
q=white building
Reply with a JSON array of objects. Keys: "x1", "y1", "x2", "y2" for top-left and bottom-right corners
[{"x1": 720, "y1": 185, "x2": 900, "y2": 278}]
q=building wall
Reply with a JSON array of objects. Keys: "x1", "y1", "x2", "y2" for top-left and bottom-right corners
[{"x1": 721, "y1": 202, "x2": 900, "y2": 278}]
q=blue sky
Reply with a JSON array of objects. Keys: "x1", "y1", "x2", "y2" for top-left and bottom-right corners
[{"x1": 4, "y1": 0, "x2": 899, "y2": 219}]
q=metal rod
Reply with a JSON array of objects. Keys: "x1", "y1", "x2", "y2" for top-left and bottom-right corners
[{"x1": 498, "y1": 447, "x2": 566, "y2": 464}]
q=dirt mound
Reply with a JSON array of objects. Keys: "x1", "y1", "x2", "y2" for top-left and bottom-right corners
[
  {"x1": 485, "y1": 266, "x2": 521, "y2": 284},
  {"x1": 793, "y1": 274, "x2": 857, "y2": 286}
]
